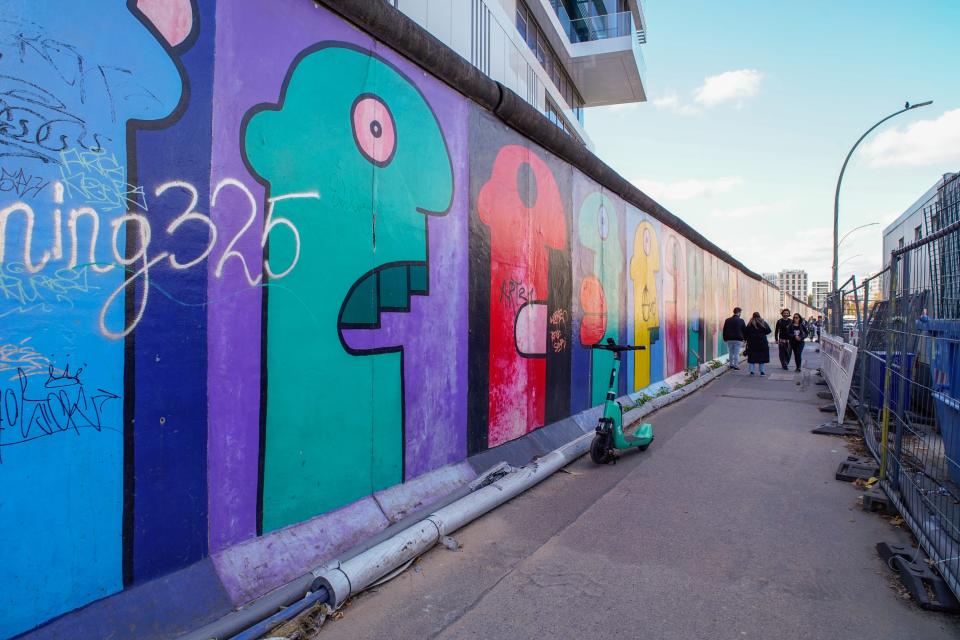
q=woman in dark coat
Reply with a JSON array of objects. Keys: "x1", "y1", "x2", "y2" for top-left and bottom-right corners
[
  {"x1": 788, "y1": 313, "x2": 809, "y2": 371},
  {"x1": 743, "y1": 312, "x2": 771, "y2": 376}
]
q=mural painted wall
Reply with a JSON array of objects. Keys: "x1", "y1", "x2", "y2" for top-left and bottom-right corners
[
  {"x1": 627, "y1": 210, "x2": 663, "y2": 391},
  {"x1": 467, "y1": 114, "x2": 572, "y2": 452},
  {"x1": 571, "y1": 180, "x2": 627, "y2": 412},
  {"x1": 0, "y1": 2, "x2": 779, "y2": 637}
]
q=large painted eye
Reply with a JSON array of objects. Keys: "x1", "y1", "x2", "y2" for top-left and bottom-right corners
[{"x1": 351, "y1": 95, "x2": 396, "y2": 167}]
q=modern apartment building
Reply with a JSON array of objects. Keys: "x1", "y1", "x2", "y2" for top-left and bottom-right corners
[
  {"x1": 761, "y1": 272, "x2": 778, "y2": 286},
  {"x1": 386, "y1": 0, "x2": 648, "y2": 147},
  {"x1": 864, "y1": 275, "x2": 884, "y2": 303},
  {"x1": 777, "y1": 269, "x2": 808, "y2": 310},
  {"x1": 880, "y1": 172, "x2": 958, "y2": 301},
  {"x1": 811, "y1": 281, "x2": 829, "y2": 311}
]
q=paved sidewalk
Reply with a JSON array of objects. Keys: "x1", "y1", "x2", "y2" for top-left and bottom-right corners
[{"x1": 311, "y1": 348, "x2": 960, "y2": 640}]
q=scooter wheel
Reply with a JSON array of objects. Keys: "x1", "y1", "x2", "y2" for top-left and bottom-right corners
[
  {"x1": 638, "y1": 444, "x2": 649, "y2": 452},
  {"x1": 590, "y1": 433, "x2": 612, "y2": 464}
]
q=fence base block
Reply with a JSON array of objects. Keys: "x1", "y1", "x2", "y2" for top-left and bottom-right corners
[
  {"x1": 812, "y1": 422, "x2": 859, "y2": 437},
  {"x1": 819, "y1": 404, "x2": 836, "y2": 413},
  {"x1": 861, "y1": 487, "x2": 894, "y2": 515},
  {"x1": 815, "y1": 380, "x2": 828, "y2": 386},
  {"x1": 836, "y1": 456, "x2": 879, "y2": 482},
  {"x1": 817, "y1": 391, "x2": 833, "y2": 400},
  {"x1": 876, "y1": 542, "x2": 960, "y2": 612}
]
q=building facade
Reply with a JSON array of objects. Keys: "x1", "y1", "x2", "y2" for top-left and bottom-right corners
[
  {"x1": 386, "y1": 0, "x2": 648, "y2": 147},
  {"x1": 881, "y1": 172, "x2": 958, "y2": 300},
  {"x1": 777, "y1": 269, "x2": 808, "y2": 310},
  {"x1": 811, "y1": 280, "x2": 829, "y2": 311}
]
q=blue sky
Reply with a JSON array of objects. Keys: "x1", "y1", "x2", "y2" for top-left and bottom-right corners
[{"x1": 586, "y1": 0, "x2": 960, "y2": 286}]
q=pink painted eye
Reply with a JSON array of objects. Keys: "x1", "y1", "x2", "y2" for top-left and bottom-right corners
[{"x1": 351, "y1": 95, "x2": 396, "y2": 166}]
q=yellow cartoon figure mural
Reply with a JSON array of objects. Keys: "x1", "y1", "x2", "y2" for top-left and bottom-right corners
[{"x1": 631, "y1": 220, "x2": 660, "y2": 389}]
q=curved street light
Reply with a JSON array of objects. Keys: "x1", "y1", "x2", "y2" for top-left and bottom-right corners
[
  {"x1": 837, "y1": 254, "x2": 863, "y2": 269},
  {"x1": 838, "y1": 222, "x2": 879, "y2": 247},
  {"x1": 832, "y1": 101, "x2": 933, "y2": 291}
]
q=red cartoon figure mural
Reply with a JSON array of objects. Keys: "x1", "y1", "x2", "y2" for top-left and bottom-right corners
[
  {"x1": 476, "y1": 145, "x2": 568, "y2": 446},
  {"x1": 662, "y1": 230, "x2": 687, "y2": 376}
]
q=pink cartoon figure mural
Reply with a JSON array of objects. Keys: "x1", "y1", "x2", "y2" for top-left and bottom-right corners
[{"x1": 662, "y1": 229, "x2": 686, "y2": 376}]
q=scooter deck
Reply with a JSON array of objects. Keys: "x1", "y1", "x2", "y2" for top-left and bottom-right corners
[{"x1": 623, "y1": 422, "x2": 653, "y2": 445}]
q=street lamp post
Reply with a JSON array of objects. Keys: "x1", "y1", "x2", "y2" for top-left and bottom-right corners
[
  {"x1": 837, "y1": 221, "x2": 879, "y2": 247},
  {"x1": 838, "y1": 254, "x2": 863, "y2": 269},
  {"x1": 832, "y1": 101, "x2": 933, "y2": 292}
]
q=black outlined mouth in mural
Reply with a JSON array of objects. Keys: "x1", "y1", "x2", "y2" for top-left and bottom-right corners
[{"x1": 338, "y1": 261, "x2": 429, "y2": 348}]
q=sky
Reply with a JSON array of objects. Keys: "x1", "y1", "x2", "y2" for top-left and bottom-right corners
[{"x1": 585, "y1": 0, "x2": 960, "y2": 287}]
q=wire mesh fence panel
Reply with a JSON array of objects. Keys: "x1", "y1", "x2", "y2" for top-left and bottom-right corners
[{"x1": 868, "y1": 174, "x2": 960, "y2": 599}]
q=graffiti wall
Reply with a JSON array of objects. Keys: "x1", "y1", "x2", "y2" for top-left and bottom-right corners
[{"x1": 0, "y1": 1, "x2": 779, "y2": 637}]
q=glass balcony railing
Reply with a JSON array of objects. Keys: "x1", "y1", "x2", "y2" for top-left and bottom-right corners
[
  {"x1": 568, "y1": 11, "x2": 633, "y2": 42},
  {"x1": 549, "y1": 1, "x2": 635, "y2": 43}
]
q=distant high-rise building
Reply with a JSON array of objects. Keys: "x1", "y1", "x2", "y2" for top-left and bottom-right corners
[
  {"x1": 777, "y1": 269, "x2": 808, "y2": 310},
  {"x1": 762, "y1": 272, "x2": 778, "y2": 286},
  {"x1": 811, "y1": 281, "x2": 830, "y2": 311},
  {"x1": 862, "y1": 274, "x2": 884, "y2": 303}
]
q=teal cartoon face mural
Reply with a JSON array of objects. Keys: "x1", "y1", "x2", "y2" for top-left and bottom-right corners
[
  {"x1": 577, "y1": 192, "x2": 623, "y2": 405},
  {"x1": 243, "y1": 44, "x2": 453, "y2": 533}
]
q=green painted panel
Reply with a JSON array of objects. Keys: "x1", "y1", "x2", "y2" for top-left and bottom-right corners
[{"x1": 243, "y1": 45, "x2": 452, "y2": 531}]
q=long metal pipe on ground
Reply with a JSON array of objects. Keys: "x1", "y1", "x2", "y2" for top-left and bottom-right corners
[
  {"x1": 226, "y1": 439, "x2": 588, "y2": 638},
  {"x1": 178, "y1": 481, "x2": 482, "y2": 640},
  {"x1": 313, "y1": 434, "x2": 591, "y2": 608}
]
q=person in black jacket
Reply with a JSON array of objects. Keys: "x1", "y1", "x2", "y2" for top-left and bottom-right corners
[
  {"x1": 743, "y1": 312, "x2": 771, "y2": 376},
  {"x1": 721, "y1": 307, "x2": 746, "y2": 369},
  {"x1": 774, "y1": 308, "x2": 793, "y2": 370},
  {"x1": 787, "y1": 313, "x2": 809, "y2": 371}
]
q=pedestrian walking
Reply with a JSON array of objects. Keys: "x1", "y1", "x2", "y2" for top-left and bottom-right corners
[
  {"x1": 807, "y1": 316, "x2": 817, "y2": 342},
  {"x1": 743, "y1": 312, "x2": 771, "y2": 376},
  {"x1": 788, "y1": 313, "x2": 808, "y2": 371},
  {"x1": 721, "y1": 307, "x2": 746, "y2": 370},
  {"x1": 774, "y1": 308, "x2": 793, "y2": 370},
  {"x1": 815, "y1": 315, "x2": 822, "y2": 341}
]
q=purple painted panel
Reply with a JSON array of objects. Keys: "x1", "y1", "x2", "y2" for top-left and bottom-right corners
[
  {"x1": 208, "y1": 0, "x2": 468, "y2": 552},
  {"x1": 212, "y1": 497, "x2": 389, "y2": 604}
]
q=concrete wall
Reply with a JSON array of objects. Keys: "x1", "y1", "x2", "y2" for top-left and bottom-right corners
[{"x1": 0, "y1": 2, "x2": 778, "y2": 637}]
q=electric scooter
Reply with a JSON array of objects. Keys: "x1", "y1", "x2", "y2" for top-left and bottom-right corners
[{"x1": 589, "y1": 338, "x2": 654, "y2": 464}]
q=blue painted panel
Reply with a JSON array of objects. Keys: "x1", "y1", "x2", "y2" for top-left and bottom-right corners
[
  {"x1": 0, "y1": 2, "x2": 183, "y2": 637},
  {"x1": 130, "y1": 0, "x2": 211, "y2": 584}
]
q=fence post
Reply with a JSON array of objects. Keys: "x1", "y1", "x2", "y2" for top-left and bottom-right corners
[
  {"x1": 879, "y1": 252, "x2": 899, "y2": 480},
  {"x1": 851, "y1": 276, "x2": 861, "y2": 345},
  {"x1": 858, "y1": 278, "x2": 871, "y2": 423},
  {"x1": 891, "y1": 252, "x2": 911, "y2": 492}
]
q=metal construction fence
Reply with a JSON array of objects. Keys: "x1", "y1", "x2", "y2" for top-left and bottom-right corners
[{"x1": 825, "y1": 172, "x2": 960, "y2": 598}]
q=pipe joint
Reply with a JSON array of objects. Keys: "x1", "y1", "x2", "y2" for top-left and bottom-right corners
[{"x1": 311, "y1": 561, "x2": 352, "y2": 609}]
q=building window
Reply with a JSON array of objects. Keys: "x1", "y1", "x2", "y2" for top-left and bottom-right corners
[
  {"x1": 898, "y1": 237, "x2": 904, "y2": 249},
  {"x1": 914, "y1": 225, "x2": 922, "y2": 241},
  {"x1": 515, "y1": 0, "x2": 585, "y2": 131},
  {"x1": 516, "y1": 3, "x2": 528, "y2": 41}
]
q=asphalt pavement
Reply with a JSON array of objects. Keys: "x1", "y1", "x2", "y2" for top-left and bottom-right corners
[{"x1": 307, "y1": 345, "x2": 960, "y2": 640}]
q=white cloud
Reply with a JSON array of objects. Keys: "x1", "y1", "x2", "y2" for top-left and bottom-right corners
[
  {"x1": 634, "y1": 176, "x2": 743, "y2": 201},
  {"x1": 652, "y1": 93, "x2": 680, "y2": 110},
  {"x1": 693, "y1": 69, "x2": 763, "y2": 108},
  {"x1": 605, "y1": 102, "x2": 640, "y2": 113},
  {"x1": 862, "y1": 108, "x2": 960, "y2": 167},
  {"x1": 709, "y1": 201, "x2": 792, "y2": 219}
]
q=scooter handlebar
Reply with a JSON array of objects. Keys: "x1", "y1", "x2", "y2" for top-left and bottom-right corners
[{"x1": 590, "y1": 338, "x2": 645, "y2": 352}]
